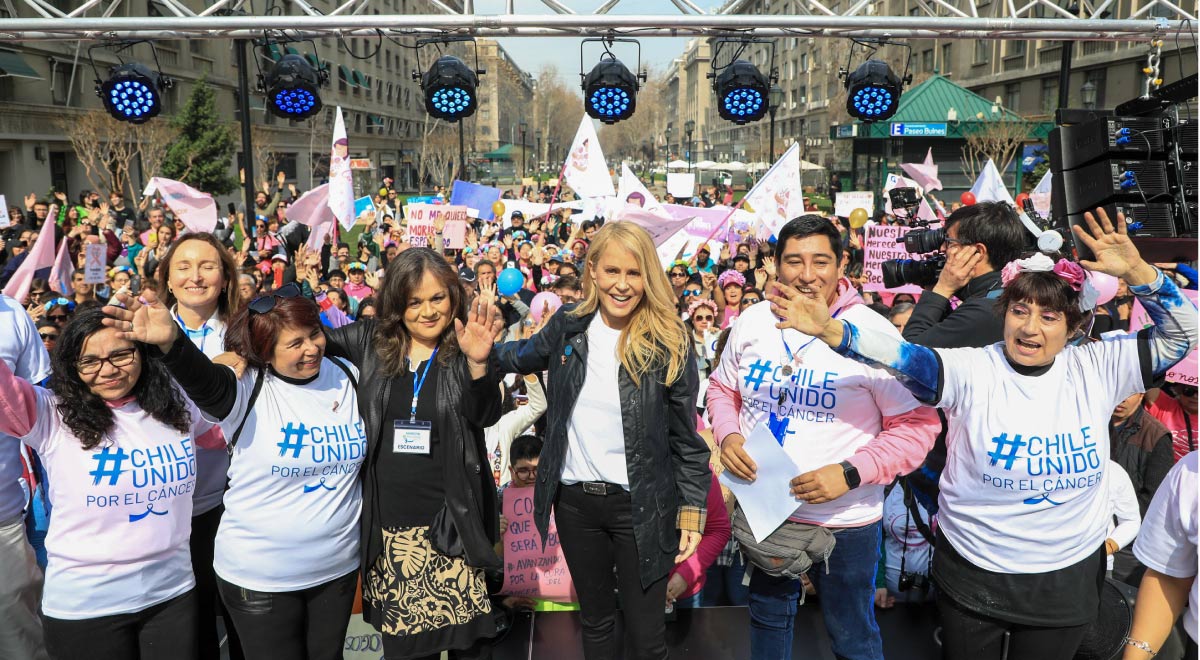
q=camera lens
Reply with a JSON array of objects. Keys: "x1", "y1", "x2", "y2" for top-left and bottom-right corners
[
  {"x1": 881, "y1": 255, "x2": 945, "y2": 289},
  {"x1": 900, "y1": 228, "x2": 946, "y2": 254}
]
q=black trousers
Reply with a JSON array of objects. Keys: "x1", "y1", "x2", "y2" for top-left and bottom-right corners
[
  {"x1": 191, "y1": 505, "x2": 244, "y2": 660},
  {"x1": 217, "y1": 570, "x2": 358, "y2": 660},
  {"x1": 42, "y1": 589, "x2": 198, "y2": 660},
  {"x1": 555, "y1": 483, "x2": 670, "y2": 660},
  {"x1": 938, "y1": 591, "x2": 1089, "y2": 660}
]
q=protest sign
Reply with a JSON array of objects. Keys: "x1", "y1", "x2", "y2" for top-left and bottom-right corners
[
  {"x1": 449, "y1": 180, "x2": 502, "y2": 220},
  {"x1": 861, "y1": 224, "x2": 927, "y2": 295},
  {"x1": 501, "y1": 486, "x2": 576, "y2": 603},
  {"x1": 83, "y1": 243, "x2": 107, "y2": 284},
  {"x1": 1130, "y1": 288, "x2": 1198, "y2": 385},
  {"x1": 404, "y1": 204, "x2": 469, "y2": 249},
  {"x1": 667, "y1": 172, "x2": 695, "y2": 199},
  {"x1": 834, "y1": 191, "x2": 875, "y2": 218}
]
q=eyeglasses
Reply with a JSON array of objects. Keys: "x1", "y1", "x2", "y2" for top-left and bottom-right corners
[
  {"x1": 742, "y1": 297, "x2": 762, "y2": 306},
  {"x1": 47, "y1": 314, "x2": 69, "y2": 323},
  {"x1": 39, "y1": 332, "x2": 58, "y2": 341},
  {"x1": 669, "y1": 271, "x2": 688, "y2": 278},
  {"x1": 1178, "y1": 386, "x2": 1198, "y2": 398},
  {"x1": 692, "y1": 314, "x2": 714, "y2": 322},
  {"x1": 76, "y1": 347, "x2": 137, "y2": 375},
  {"x1": 248, "y1": 282, "x2": 302, "y2": 315},
  {"x1": 514, "y1": 466, "x2": 538, "y2": 479},
  {"x1": 682, "y1": 289, "x2": 702, "y2": 297}
]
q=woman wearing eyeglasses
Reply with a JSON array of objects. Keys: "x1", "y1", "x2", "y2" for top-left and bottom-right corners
[
  {"x1": 155, "y1": 232, "x2": 244, "y2": 660},
  {"x1": 667, "y1": 262, "x2": 690, "y2": 300},
  {"x1": 104, "y1": 284, "x2": 366, "y2": 660},
  {"x1": 0, "y1": 306, "x2": 218, "y2": 660}
]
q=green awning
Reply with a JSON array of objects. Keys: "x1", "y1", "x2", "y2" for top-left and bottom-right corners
[
  {"x1": 264, "y1": 43, "x2": 282, "y2": 62},
  {"x1": 367, "y1": 114, "x2": 385, "y2": 127},
  {"x1": 285, "y1": 46, "x2": 301, "y2": 56},
  {"x1": 0, "y1": 50, "x2": 41, "y2": 79},
  {"x1": 338, "y1": 64, "x2": 353, "y2": 84},
  {"x1": 352, "y1": 69, "x2": 368, "y2": 88},
  {"x1": 854, "y1": 74, "x2": 1034, "y2": 139},
  {"x1": 305, "y1": 53, "x2": 320, "y2": 69},
  {"x1": 483, "y1": 144, "x2": 518, "y2": 160}
]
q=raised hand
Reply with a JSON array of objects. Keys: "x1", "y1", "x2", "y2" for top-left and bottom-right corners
[
  {"x1": 24, "y1": 192, "x2": 36, "y2": 210},
  {"x1": 477, "y1": 280, "x2": 498, "y2": 308},
  {"x1": 455, "y1": 297, "x2": 504, "y2": 365},
  {"x1": 766, "y1": 281, "x2": 835, "y2": 339},
  {"x1": 101, "y1": 292, "x2": 178, "y2": 353},
  {"x1": 1072, "y1": 207, "x2": 1156, "y2": 286},
  {"x1": 364, "y1": 270, "x2": 380, "y2": 290},
  {"x1": 276, "y1": 171, "x2": 286, "y2": 186}
]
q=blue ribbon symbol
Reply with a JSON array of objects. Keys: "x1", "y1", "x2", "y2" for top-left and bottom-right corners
[
  {"x1": 128, "y1": 503, "x2": 170, "y2": 522},
  {"x1": 303, "y1": 477, "x2": 337, "y2": 494}
]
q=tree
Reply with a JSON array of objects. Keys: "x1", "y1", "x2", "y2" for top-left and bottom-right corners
[
  {"x1": 133, "y1": 119, "x2": 180, "y2": 185},
  {"x1": 57, "y1": 110, "x2": 140, "y2": 198},
  {"x1": 531, "y1": 65, "x2": 583, "y2": 173},
  {"x1": 161, "y1": 79, "x2": 238, "y2": 195},
  {"x1": 416, "y1": 115, "x2": 458, "y2": 193},
  {"x1": 960, "y1": 112, "x2": 1032, "y2": 183},
  {"x1": 251, "y1": 124, "x2": 281, "y2": 188},
  {"x1": 597, "y1": 66, "x2": 669, "y2": 170}
]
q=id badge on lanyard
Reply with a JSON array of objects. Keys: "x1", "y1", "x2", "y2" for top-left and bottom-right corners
[{"x1": 393, "y1": 347, "x2": 437, "y2": 455}]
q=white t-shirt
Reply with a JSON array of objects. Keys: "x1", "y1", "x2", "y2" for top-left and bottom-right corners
[
  {"x1": 173, "y1": 308, "x2": 231, "y2": 516},
  {"x1": 1133, "y1": 451, "x2": 1198, "y2": 643},
  {"x1": 563, "y1": 315, "x2": 629, "y2": 488},
  {"x1": 1103, "y1": 460, "x2": 1141, "y2": 571},
  {"x1": 0, "y1": 295, "x2": 51, "y2": 524},
  {"x1": 213, "y1": 358, "x2": 364, "y2": 592},
  {"x1": 23, "y1": 389, "x2": 214, "y2": 619},
  {"x1": 935, "y1": 336, "x2": 1144, "y2": 573},
  {"x1": 712, "y1": 300, "x2": 923, "y2": 526}
]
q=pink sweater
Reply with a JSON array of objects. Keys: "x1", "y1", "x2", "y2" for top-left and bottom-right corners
[{"x1": 669, "y1": 473, "x2": 732, "y2": 597}]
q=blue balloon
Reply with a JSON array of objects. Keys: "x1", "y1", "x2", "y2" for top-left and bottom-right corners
[{"x1": 497, "y1": 268, "x2": 525, "y2": 297}]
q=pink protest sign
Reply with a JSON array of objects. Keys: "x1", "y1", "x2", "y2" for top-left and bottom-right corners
[
  {"x1": 862, "y1": 224, "x2": 928, "y2": 295},
  {"x1": 1128, "y1": 288, "x2": 1198, "y2": 385},
  {"x1": 501, "y1": 487, "x2": 577, "y2": 603}
]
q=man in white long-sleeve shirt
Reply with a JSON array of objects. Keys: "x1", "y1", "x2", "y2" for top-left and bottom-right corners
[
  {"x1": 485, "y1": 374, "x2": 548, "y2": 489},
  {"x1": 1104, "y1": 461, "x2": 1141, "y2": 575}
]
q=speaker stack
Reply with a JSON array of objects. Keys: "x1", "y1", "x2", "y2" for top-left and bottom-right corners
[{"x1": 1048, "y1": 74, "x2": 1198, "y2": 261}]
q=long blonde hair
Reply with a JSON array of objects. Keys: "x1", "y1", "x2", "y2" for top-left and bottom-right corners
[{"x1": 571, "y1": 222, "x2": 690, "y2": 386}]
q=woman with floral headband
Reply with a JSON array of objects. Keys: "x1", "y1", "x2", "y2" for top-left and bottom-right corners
[
  {"x1": 714, "y1": 269, "x2": 746, "y2": 329},
  {"x1": 767, "y1": 209, "x2": 1197, "y2": 660}
]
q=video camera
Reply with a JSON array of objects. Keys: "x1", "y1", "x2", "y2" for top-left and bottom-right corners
[{"x1": 881, "y1": 219, "x2": 946, "y2": 289}]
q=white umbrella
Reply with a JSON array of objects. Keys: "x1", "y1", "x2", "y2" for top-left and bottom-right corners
[
  {"x1": 800, "y1": 159, "x2": 826, "y2": 171},
  {"x1": 748, "y1": 162, "x2": 770, "y2": 171},
  {"x1": 723, "y1": 161, "x2": 747, "y2": 172},
  {"x1": 694, "y1": 160, "x2": 717, "y2": 170},
  {"x1": 667, "y1": 159, "x2": 689, "y2": 169}
]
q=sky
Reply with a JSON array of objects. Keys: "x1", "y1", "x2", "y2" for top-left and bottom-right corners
[{"x1": 473, "y1": 0, "x2": 726, "y2": 83}]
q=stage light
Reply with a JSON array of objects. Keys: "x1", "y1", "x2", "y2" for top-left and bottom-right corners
[
  {"x1": 263, "y1": 54, "x2": 325, "y2": 120},
  {"x1": 845, "y1": 59, "x2": 903, "y2": 122},
  {"x1": 714, "y1": 60, "x2": 770, "y2": 125},
  {"x1": 582, "y1": 55, "x2": 639, "y2": 124},
  {"x1": 97, "y1": 63, "x2": 167, "y2": 124},
  {"x1": 420, "y1": 55, "x2": 478, "y2": 122}
]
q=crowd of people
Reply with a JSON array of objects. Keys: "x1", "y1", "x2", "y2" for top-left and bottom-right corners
[{"x1": 0, "y1": 174, "x2": 1196, "y2": 660}]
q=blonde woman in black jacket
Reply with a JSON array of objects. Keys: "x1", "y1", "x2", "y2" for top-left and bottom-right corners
[{"x1": 492, "y1": 221, "x2": 712, "y2": 660}]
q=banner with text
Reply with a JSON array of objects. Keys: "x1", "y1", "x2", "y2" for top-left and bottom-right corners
[
  {"x1": 404, "y1": 204, "x2": 469, "y2": 249},
  {"x1": 834, "y1": 191, "x2": 875, "y2": 218},
  {"x1": 862, "y1": 224, "x2": 928, "y2": 295},
  {"x1": 501, "y1": 486, "x2": 576, "y2": 603},
  {"x1": 1130, "y1": 288, "x2": 1198, "y2": 385}
]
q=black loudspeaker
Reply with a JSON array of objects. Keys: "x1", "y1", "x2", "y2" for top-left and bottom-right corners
[
  {"x1": 1054, "y1": 116, "x2": 1168, "y2": 171},
  {"x1": 1073, "y1": 578, "x2": 1137, "y2": 660}
]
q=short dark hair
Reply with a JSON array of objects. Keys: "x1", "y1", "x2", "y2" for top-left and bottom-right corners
[
  {"x1": 510, "y1": 435, "x2": 543, "y2": 465},
  {"x1": 774, "y1": 215, "x2": 842, "y2": 265},
  {"x1": 474, "y1": 259, "x2": 496, "y2": 276},
  {"x1": 327, "y1": 269, "x2": 347, "y2": 281},
  {"x1": 550, "y1": 274, "x2": 581, "y2": 292},
  {"x1": 996, "y1": 263, "x2": 1088, "y2": 333},
  {"x1": 944, "y1": 201, "x2": 1029, "y2": 270},
  {"x1": 224, "y1": 295, "x2": 324, "y2": 369}
]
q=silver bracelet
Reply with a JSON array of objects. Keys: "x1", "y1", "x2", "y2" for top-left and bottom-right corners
[{"x1": 1124, "y1": 637, "x2": 1157, "y2": 657}]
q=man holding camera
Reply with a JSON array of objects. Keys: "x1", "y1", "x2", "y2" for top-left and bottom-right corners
[{"x1": 900, "y1": 201, "x2": 1028, "y2": 349}]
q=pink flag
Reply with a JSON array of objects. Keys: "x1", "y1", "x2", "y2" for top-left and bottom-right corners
[
  {"x1": 143, "y1": 177, "x2": 218, "y2": 233},
  {"x1": 48, "y1": 238, "x2": 74, "y2": 296},
  {"x1": 899, "y1": 148, "x2": 943, "y2": 193},
  {"x1": 2, "y1": 219, "x2": 58, "y2": 302},
  {"x1": 286, "y1": 183, "x2": 336, "y2": 251}
]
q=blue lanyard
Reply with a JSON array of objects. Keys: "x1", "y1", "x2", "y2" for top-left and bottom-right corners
[
  {"x1": 780, "y1": 307, "x2": 841, "y2": 365},
  {"x1": 175, "y1": 313, "x2": 211, "y2": 355},
  {"x1": 410, "y1": 346, "x2": 438, "y2": 421}
]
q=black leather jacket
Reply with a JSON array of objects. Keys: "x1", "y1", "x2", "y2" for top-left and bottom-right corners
[
  {"x1": 492, "y1": 305, "x2": 712, "y2": 588},
  {"x1": 324, "y1": 319, "x2": 504, "y2": 579}
]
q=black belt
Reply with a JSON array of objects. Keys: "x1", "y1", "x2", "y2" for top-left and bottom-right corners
[{"x1": 567, "y1": 481, "x2": 625, "y2": 496}]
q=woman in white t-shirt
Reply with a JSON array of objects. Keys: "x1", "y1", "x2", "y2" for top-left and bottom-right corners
[
  {"x1": 0, "y1": 307, "x2": 218, "y2": 660},
  {"x1": 769, "y1": 209, "x2": 1197, "y2": 660},
  {"x1": 105, "y1": 285, "x2": 365, "y2": 660},
  {"x1": 154, "y1": 231, "x2": 244, "y2": 660}
]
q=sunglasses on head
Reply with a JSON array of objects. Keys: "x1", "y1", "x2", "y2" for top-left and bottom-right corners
[{"x1": 248, "y1": 282, "x2": 302, "y2": 315}]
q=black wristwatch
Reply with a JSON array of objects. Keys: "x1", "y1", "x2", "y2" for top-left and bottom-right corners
[{"x1": 840, "y1": 461, "x2": 861, "y2": 490}]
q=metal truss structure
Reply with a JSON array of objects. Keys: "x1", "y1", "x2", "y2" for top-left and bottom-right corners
[{"x1": 0, "y1": 0, "x2": 1194, "y2": 42}]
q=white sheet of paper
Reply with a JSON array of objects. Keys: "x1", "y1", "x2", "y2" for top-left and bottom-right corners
[
  {"x1": 0, "y1": 195, "x2": 9, "y2": 229},
  {"x1": 718, "y1": 422, "x2": 802, "y2": 543}
]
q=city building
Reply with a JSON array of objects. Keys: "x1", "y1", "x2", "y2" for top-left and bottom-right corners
[
  {"x1": 664, "y1": 39, "x2": 714, "y2": 166},
  {"x1": 0, "y1": 0, "x2": 501, "y2": 204},
  {"x1": 471, "y1": 38, "x2": 536, "y2": 181}
]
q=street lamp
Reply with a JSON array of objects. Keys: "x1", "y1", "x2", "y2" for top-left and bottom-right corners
[
  {"x1": 685, "y1": 119, "x2": 696, "y2": 171},
  {"x1": 519, "y1": 119, "x2": 528, "y2": 178},
  {"x1": 665, "y1": 125, "x2": 674, "y2": 162},
  {"x1": 1081, "y1": 79, "x2": 1097, "y2": 109},
  {"x1": 768, "y1": 85, "x2": 784, "y2": 161}
]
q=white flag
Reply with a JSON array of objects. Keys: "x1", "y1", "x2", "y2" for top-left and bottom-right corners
[
  {"x1": 969, "y1": 159, "x2": 1015, "y2": 206},
  {"x1": 328, "y1": 107, "x2": 356, "y2": 232},
  {"x1": 1030, "y1": 171, "x2": 1053, "y2": 217},
  {"x1": 742, "y1": 143, "x2": 804, "y2": 238},
  {"x1": 562, "y1": 116, "x2": 616, "y2": 199},
  {"x1": 617, "y1": 164, "x2": 667, "y2": 217}
]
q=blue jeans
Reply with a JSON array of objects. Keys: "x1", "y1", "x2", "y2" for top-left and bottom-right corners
[
  {"x1": 700, "y1": 550, "x2": 750, "y2": 607},
  {"x1": 748, "y1": 521, "x2": 883, "y2": 660}
]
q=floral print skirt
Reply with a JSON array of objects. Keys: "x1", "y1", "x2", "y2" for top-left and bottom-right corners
[{"x1": 363, "y1": 525, "x2": 496, "y2": 659}]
